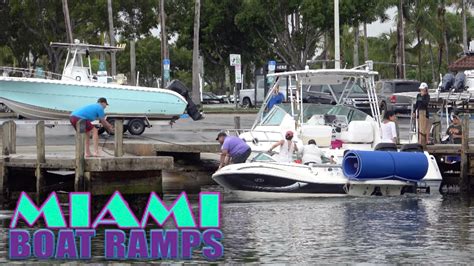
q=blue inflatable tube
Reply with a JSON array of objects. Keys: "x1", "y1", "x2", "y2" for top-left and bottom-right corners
[{"x1": 343, "y1": 150, "x2": 429, "y2": 182}]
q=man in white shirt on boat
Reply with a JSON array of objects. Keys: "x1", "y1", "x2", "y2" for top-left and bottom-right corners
[
  {"x1": 380, "y1": 111, "x2": 397, "y2": 143},
  {"x1": 300, "y1": 139, "x2": 325, "y2": 165},
  {"x1": 69, "y1": 97, "x2": 114, "y2": 157}
]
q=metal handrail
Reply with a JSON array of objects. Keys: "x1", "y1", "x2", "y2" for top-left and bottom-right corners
[{"x1": 0, "y1": 66, "x2": 77, "y2": 81}]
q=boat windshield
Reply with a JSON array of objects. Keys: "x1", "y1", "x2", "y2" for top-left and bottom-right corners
[{"x1": 259, "y1": 103, "x2": 368, "y2": 127}]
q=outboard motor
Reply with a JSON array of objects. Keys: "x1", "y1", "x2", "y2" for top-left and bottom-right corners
[
  {"x1": 167, "y1": 80, "x2": 204, "y2": 121},
  {"x1": 439, "y1": 73, "x2": 454, "y2": 92},
  {"x1": 453, "y1": 72, "x2": 466, "y2": 92}
]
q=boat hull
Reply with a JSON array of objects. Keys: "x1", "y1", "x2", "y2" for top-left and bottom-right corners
[
  {"x1": 212, "y1": 162, "x2": 347, "y2": 195},
  {"x1": 0, "y1": 77, "x2": 187, "y2": 120}
]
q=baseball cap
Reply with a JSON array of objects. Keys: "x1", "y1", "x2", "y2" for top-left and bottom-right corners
[
  {"x1": 97, "y1": 97, "x2": 109, "y2": 105},
  {"x1": 285, "y1": 131, "x2": 294, "y2": 137},
  {"x1": 419, "y1": 82, "x2": 428, "y2": 89},
  {"x1": 216, "y1": 132, "x2": 227, "y2": 140}
]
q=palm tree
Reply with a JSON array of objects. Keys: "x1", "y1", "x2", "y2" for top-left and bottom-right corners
[{"x1": 406, "y1": 0, "x2": 437, "y2": 80}]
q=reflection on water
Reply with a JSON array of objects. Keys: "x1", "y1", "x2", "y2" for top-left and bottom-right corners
[{"x1": 1, "y1": 188, "x2": 474, "y2": 263}]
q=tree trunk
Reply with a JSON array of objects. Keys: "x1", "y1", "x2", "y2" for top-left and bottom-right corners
[
  {"x1": 444, "y1": 29, "x2": 449, "y2": 66},
  {"x1": 192, "y1": 0, "x2": 201, "y2": 105},
  {"x1": 417, "y1": 30, "x2": 422, "y2": 80},
  {"x1": 363, "y1": 22, "x2": 369, "y2": 62},
  {"x1": 323, "y1": 32, "x2": 328, "y2": 69},
  {"x1": 130, "y1": 39, "x2": 136, "y2": 86},
  {"x1": 353, "y1": 24, "x2": 359, "y2": 67},
  {"x1": 107, "y1": 0, "x2": 116, "y2": 76},
  {"x1": 429, "y1": 41, "x2": 436, "y2": 84},
  {"x1": 62, "y1": 0, "x2": 73, "y2": 43},
  {"x1": 462, "y1": 0, "x2": 468, "y2": 53},
  {"x1": 224, "y1": 65, "x2": 231, "y2": 94},
  {"x1": 160, "y1": 0, "x2": 168, "y2": 88}
]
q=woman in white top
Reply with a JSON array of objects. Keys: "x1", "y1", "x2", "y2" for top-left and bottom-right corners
[
  {"x1": 268, "y1": 131, "x2": 298, "y2": 163},
  {"x1": 380, "y1": 111, "x2": 397, "y2": 143},
  {"x1": 301, "y1": 139, "x2": 324, "y2": 165}
]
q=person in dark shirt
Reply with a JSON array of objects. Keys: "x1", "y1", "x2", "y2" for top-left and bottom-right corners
[
  {"x1": 446, "y1": 115, "x2": 463, "y2": 144},
  {"x1": 412, "y1": 82, "x2": 430, "y2": 145}
]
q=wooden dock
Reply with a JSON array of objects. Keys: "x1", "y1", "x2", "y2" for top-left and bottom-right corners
[
  {"x1": 424, "y1": 115, "x2": 473, "y2": 194},
  {"x1": 0, "y1": 120, "x2": 175, "y2": 203}
]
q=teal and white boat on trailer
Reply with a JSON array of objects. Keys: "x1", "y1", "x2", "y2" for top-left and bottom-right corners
[{"x1": 0, "y1": 41, "x2": 202, "y2": 135}]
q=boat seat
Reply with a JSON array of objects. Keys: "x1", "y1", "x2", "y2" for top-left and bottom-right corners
[
  {"x1": 400, "y1": 143, "x2": 424, "y2": 152},
  {"x1": 340, "y1": 121, "x2": 374, "y2": 143},
  {"x1": 374, "y1": 142, "x2": 398, "y2": 151}
]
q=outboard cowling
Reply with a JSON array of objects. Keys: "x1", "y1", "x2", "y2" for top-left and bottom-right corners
[
  {"x1": 167, "y1": 80, "x2": 203, "y2": 121},
  {"x1": 440, "y1": 73, "x2": 454, "y2": 92},
  {"x1": 453, "y1": 72, "x2": 466, "y2": 92}
]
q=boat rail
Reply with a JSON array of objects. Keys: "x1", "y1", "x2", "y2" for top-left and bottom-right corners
[
  {"x1": 0, "y1": 66, "x2": 77, "y2": 82},
  {"x1": 225, "y1": 128, "x2": 284, "y2": 142}
]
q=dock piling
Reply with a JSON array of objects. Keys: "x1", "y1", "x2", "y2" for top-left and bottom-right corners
[
  {"x1": 2, "y1": 121, "x2": 16, "y2": 155},
  {"x1": 75, "y1": 119, "x2": 86, "y2": 191},
  {"x1": 460, "y1": 115, "x2": 470, "y2": 193},
  {"x1": 35, "y1": 121, "x2": 46, "y2": 201},
  {"x1": 114, "y1": 119, "x2": 124, "y2": 157},
  {"x1": 234, "y1": 116, "x2": 241, "y2": 134}
]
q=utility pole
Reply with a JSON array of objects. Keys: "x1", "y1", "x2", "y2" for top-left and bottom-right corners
[
  {"x1": 462, "y1": 0, "x2": 468, "y2": 54},
  {"x1": 398, "y1": 0, "x2": 406, "y2": 79},
  {"x1": 334, "y1": 0, "x2": 340, "y2": 69},
  {"x1": 130, "y1": 40, "x2": 136, "y2": 86},
  {"x1": 353, "y1": 24, "x2": 359, "y2": 67},
  {"x1": 62, "y1": 0, "x2": 73, "y2": 43},
  {"x1": 363, "y1": 22, "x2": 369, "y2": 61},
  {"x1": 160, "y1": 0, "x2": 169, "y2": 88},
  {"x1": 192, "y1": 0, "x2": 201, "y2": 104},
  {"x1": 107, "y1": 0, "x2": 116, "y2": 76}
]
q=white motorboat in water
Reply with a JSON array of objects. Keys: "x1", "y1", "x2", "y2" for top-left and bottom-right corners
[
  {"x1": 0, "y1": 41, "x2": 202, "y2": 135},
  {"x1": 213, "y1": 65, "x2": 443, "y2": 197}
]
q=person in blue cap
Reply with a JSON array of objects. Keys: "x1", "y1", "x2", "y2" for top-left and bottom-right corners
[{"x1": 70, "y1": 97, "x2": 114, "y2": 157}]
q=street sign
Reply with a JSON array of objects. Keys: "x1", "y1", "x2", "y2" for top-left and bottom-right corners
[
  {"x1": 163, "y1": 59, "x2": 170, "y2": 81},
  {"x1": 99, "y1": 60, "x2": 106, "y2": 71},
  {"x1": 268, "y1": 60, "x2": 276, "y2": 83},
  {"x1": 276, "y1": 63, "x2": 288, "y2": 72},
  {"x1": 235, "y1": 64, "x2": 242, "y2": 83},
  {"x1": 230, "y1": 54, "x2": 241, "y2": 66}
]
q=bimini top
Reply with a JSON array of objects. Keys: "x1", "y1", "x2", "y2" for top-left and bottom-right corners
[{"x1": 50, "y1": 42, "x2": 126, "y2": 53}]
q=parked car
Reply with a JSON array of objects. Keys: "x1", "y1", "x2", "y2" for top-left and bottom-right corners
[
  {"x1": 202, "y1": 92, "x2": 221, "y2": 104},
  {"x1": 206, "y1": 92, "x2": 227, "y2": 103},
  {"x1": 302, "y1": 82, "x2": 372, "y2": 113},
  {"x1": 375, "y1": 80, "x2": 421, "y2": 113}
]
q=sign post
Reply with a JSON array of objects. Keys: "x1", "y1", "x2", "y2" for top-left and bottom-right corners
[
  {"x1": 163, "y1": 59, "x2": 170, "y2": 86},
  {"x1": 266, "y1": 60, "x2": 276, "y2": 98},
  {"x1": 230, "y1": 54, "x2": 241, "y2": 109}
]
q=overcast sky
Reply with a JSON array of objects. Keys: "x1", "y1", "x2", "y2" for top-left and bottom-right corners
[{"x1": 366, "y1": 7, "x2": 397, "y2": 37}]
